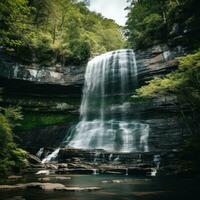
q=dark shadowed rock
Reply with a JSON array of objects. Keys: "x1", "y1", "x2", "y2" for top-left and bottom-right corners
[
  {"x1": 128, "y1": 167, "x2": 152, "y2": 175},
  {"x1": 55, "y1": 168, "x2": 95, "y2": 175}
]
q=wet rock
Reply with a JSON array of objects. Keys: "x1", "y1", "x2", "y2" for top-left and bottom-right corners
[
  {"x1": 0, "y1": 183, "x2": 101, "y2": 192},
  {"x1": 36, "y1": 170, "x2": 50, "y2": 175},
  {"x1": 29, "y1": 163, "x2": 45, "y2": 168},
  {"x1": 0, "y1": 185, "x2": 24, "y2": 190},
  {"x1": 56, "y1": 168, "x2": 94, "y2": 175},
  {"x1": 102, "y1": 179, "x2": 126, "y2": 184},
  {"x1": 45, "y1": 163, "x2": 58, "y2": 170},
  {"x1": 57, "y1": 163, "x2": 68, "y2": 169},
  {"x1": 102, "y1": 168, "x2": 126, "y2": 175},
  {"x1": 26, "y1": 183, "x2": 66, "y2": 191},
  {"x1": 22, "y1": 167, "x2": 46, "y2": 174},
  {"x1": 128, "y1": 167, "x2": 152, "y2": 175},
  {"x1": 112, "y1": 180, "x2": 123, "y2": 183},
  {"x1": 68, "y1": 163, "x2": 89, "y2": 169},
  {"x1": 71, "y1": 157, "x2": 81, "y2": 163},
  {"x1": 38, "y1": 176, "x2": 71, "y2": 182},
  {"x1": 58, "y1": 186, "x2": 101, "y2": 192},
  {"x1": 54, "y1": 176, "x2": 71, "y2": 180},
  {"x1": 38, "y1": 178, "x2": 51, "y2": 182},
  {"x1": 27, "y1": 153, "x2": 41, "y2": 165},
  {"x1": 8, "y1": 176, "x2": 23, "y2": 180},
  {"x1": 102, "y1": 180, "x2": 109, "y2": 183}
]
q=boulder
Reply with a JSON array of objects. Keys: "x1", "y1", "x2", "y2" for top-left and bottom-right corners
[
  {"x1": 27, "y1": 153, "x2": 41, "y2": 165},
  {"x1": 57, "y1": 163, "x2": 68, "y2": 169},
  {"x1": 26, "y1": 183, "x2": 66, "y2": 191},
  {"x1": 0, "y1": 183, "x2": 101, "y2": 192}
]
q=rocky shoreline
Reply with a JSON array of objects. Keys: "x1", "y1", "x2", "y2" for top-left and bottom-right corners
[
  {"x1": 0, "y1": 147, "x2": 197, "y2": 195},
  {"x1": 19, "y1": 147, "x2": 194, "y2": 177}
]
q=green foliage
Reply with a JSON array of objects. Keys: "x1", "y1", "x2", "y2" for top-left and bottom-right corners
[
  {"x1": 135, "y1": 51, "x2": 200, "y2": 105},
  {"x1": 0, "y1": 107, "x2": 26, "y2": 176},
  {"x1": 18, "y1": 113, "x2": 77, "y2": 131},
  {"x1": 0, "y1": 0, "x2": 125, "y2": 65},
  {"x1": 126, "y1": 0, "x2": 200, "y2": 49},
  {"x1": 0, "y1": 0, "x2": 31, "y2": 49},
  {"x1": 0, "y1": 113, "x2": 12, "y2": 148}
]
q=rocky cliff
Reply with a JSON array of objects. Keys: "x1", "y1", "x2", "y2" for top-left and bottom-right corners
[{"x1": 0, "y1": 44, "x2": 188, "y2": 154}]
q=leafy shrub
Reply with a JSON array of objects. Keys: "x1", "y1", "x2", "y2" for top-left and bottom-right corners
[{"x1": 0, "y1": 107, "x2": 26, "y2": 176}]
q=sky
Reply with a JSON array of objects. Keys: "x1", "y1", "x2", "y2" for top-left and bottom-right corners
[{"x1": 88, "y1": 0, "x2": 130, "y2": 26}]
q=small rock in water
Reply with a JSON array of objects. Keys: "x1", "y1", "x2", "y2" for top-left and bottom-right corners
[
  {"x1": 57, "y1": 163, "x2": 68, "y2": 169},
  {"x1": 112, "y1": 180, "x2": 122, "y2": 183},
  {"x1": 54, "y1": 176, "x2": 71, "y2": 180},
  {"x1": 101, "y1": 180, "x2": 126, "y2": 184},
  {"x1": 38, "y1": 177, "x2": 50, "y2": 182},
  {"x1": 60, "y1": 186, "x2": 101, "y2": 192},
  {"x1": 102, "y1": 180, "x2": 109, "y2": 183},
  {"x1": 36, "y1": 170, "x2": 50, "y2": 175},
  {"x1": 8, "y1": 176, "x2": 23, "y2": 180},
  {"x1": 27, "y1": 183, "x2": 66, "y2": 191}
]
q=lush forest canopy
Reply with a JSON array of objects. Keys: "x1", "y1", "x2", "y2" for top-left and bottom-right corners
[
  {"x1": 0, "y1": 0, "x2": 125, "y2": 65},
  {"x1": 125, "y1": 0, "x2": 200, "y2": 49}
]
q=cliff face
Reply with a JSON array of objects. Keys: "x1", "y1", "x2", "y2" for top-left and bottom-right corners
[
  {"x1": 0, "y1": 61, "x2": 85, "y2": 87},
  {"x1": 136, "y1": 44, "x2": 184, "y2": 82},
  {"x1": 0, "y1": 51, "x2": 85, "y2": 153},
  {"x1": 0, "y1": 44, "x2": 188, "y2": 153},
  {"x1": 134, "y1": 45, "x2": 188, "y2": 152}
]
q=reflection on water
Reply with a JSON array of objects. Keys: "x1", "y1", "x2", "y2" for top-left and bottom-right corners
[{"x1": 0, "y1": 175, "x2": 200, "y2": 200}]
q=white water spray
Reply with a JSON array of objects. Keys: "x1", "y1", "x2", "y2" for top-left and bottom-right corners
[{"x1": 65, "y1": 49, "x2": 149, "y2": 152}]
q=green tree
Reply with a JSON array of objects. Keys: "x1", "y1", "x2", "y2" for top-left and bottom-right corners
[
  {"x1": 126, "y1": 0, "x2": 200, "y2": 49},
  {"x1": 0, "y1": 0, "x2": 125, "y2": 65},
  {"x1": 0, "y1": 107, "x2": 26, "y2": 176},
  {"x1": 0, "y1": 0, "x2": 31, "y2": 50}
]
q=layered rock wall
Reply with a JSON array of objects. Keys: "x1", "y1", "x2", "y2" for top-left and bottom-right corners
[{"x1": 0, "y1": 44, "x2": 188, "y2": 153}]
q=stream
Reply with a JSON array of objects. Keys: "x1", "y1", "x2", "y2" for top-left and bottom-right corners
[{"x1": 0, "y1": 174, "x2": 199, "y2": 200}]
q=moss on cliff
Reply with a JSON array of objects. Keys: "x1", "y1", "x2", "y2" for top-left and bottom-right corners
[{"x1": 16, "y1": 112, "x2": 78, "y2": 131}]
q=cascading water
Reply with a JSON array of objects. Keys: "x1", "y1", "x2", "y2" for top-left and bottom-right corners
[{"x1": 65, "y1": 49, "x2": 149, "y2": 152}]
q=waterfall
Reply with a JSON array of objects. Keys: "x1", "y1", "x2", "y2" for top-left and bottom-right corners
[
  {"x1": 36, "y1": 147, "x2": 44, "y2": 158},
  {"x1": 42, "y1": 148, "x2": 60, "y2": 164},
  {"x1": 65, "y1": 49, "x2": 149, "y2": 152}
]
